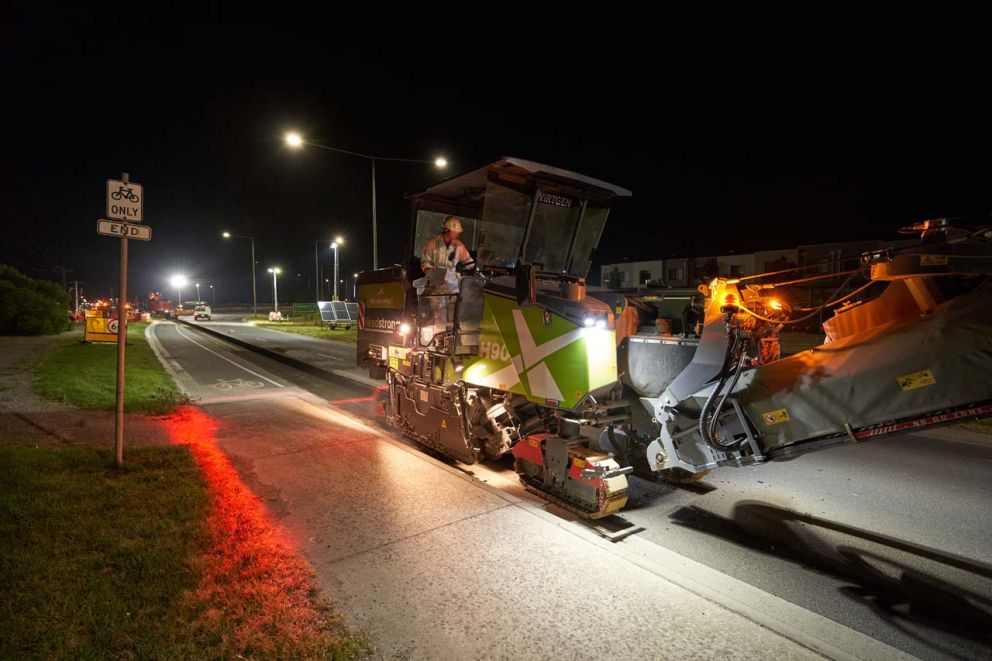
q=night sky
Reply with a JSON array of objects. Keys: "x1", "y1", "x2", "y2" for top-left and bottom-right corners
[{"x1": 2, "y1": 5, "x2": 989, "y2": 303}]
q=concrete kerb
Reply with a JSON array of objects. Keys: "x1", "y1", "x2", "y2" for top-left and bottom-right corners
[{"x1": 174, "y1": 318, "x2": 379, "y2": 390}]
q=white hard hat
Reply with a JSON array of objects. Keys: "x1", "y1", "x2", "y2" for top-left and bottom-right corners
[{"x1": 443, "y1": 216, "x2": 463, "y2": 233}]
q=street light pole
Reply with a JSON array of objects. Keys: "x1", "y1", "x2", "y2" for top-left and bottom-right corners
[
  {"x1": 284, "y1": 133, "x2": 446, "y2": 272},
  {"x1": 170, "y1": 274, "x2": 187, "y2": 316},
  {"x1": 330, "y1": 238, "x2": 342, "y2": 300},
  {"x1": 371, "y1": 158, "x2": 377, "y2": 270},
  {"x1": 250, "y1": 238, "x2": 256, "y2": 316},
  {"x1": 267, "y1": 267, "x2": 281, "y2": 312},
  {"x1": 195, "y1": 282, "x2": 201, "y2": 302},
  {"x1": 222, "y1": 232, "x2": 257, "y2": 318},
  {"x1": 210, "y1": 284, "x2": 215, "y2": 306}
]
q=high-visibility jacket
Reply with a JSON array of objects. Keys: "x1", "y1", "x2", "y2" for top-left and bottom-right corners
[{"x1": 421, "y1": 233, "x2": 474, "y2": 292}]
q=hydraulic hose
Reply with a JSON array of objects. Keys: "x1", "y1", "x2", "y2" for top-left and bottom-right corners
[
  {"x1": 707, "y1": 351, "x2": 748, "y2": 448},
  {"x1": 697, "y1": 327, "x2": 741, "y2": 450}
]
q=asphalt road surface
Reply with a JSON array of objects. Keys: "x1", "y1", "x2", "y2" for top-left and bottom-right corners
[{"x1": 152, "y1": 318, "x2": 992, "y2": 660}]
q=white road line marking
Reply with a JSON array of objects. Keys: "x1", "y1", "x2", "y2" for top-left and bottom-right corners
[
  {"x1": 146, "y1": 323, "x2": 199, "y2": 395},
  {"x1": 173, "y1": 324, "x2": 285, "y2": 388},
  {"x1": 317, "y1": 353, "x2": 342, "y2": 360}
]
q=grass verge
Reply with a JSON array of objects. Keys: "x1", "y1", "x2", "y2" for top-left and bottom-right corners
[
  {"x1": 244, "y1": 315, "x2": 357, "y2": 343},
  {"x1": 1, "y1": 433, "x2": 372, "y2": 659},
  {"x1": 34, "y1": 322, "x2": 188, "y2": 413},
  {"x1": 0, "y1": 445, "x2": 208, "y2": 658}
]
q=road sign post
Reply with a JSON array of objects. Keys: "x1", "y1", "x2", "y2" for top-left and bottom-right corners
[
  {"x1": 101, "y1": 173, "x2": 145, "y2": 467},
  {"x1": 115, "y1": 197, "x2": 128, "y2": 467}
]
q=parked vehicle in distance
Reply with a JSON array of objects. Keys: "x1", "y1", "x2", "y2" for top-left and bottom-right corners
[{"x1": 194, "y1": 304, "x2": 212, "y2": 321}]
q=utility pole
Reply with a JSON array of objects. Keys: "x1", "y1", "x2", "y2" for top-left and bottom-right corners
[{"x1": 71, "y1": 280, "x2": 82, "y2": 318}]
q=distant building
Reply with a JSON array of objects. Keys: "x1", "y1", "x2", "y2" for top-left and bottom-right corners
[
  {"x1": 596, "y1": 238, "x2": 916, "y2": 324},
  {"x1": 599, "y1": 248, "x2": 801, "y2": 290}
]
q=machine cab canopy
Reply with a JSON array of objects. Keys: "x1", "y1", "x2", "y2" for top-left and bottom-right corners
[{"x1": 408, "y1": 157, "x2": 631, "y2": 278}]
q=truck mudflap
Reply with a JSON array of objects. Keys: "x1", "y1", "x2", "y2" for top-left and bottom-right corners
[{"x1": 512, "y1": 433, "x2": 630, "y2": 519}]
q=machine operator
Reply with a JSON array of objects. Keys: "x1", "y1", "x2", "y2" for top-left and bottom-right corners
[{"x1": 421, "y1": 216, "x2": 475, "y2": 293}]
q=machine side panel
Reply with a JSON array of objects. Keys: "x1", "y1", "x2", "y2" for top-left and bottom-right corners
[
  {"x1": 740, "y1": 288, "x2": 992, "y2": 453},
  {"x1": 460, "y1": 293, "x2": 617, "y2": 409}
]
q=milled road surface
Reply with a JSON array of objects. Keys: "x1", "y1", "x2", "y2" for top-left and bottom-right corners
[{"x1": 156, "y1": 317, "x2": 992, "y2": 660}]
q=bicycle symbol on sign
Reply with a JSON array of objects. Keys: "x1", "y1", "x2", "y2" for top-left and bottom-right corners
[{"x1": 110, "y1": 185, "x2": 140, "y2": 203}]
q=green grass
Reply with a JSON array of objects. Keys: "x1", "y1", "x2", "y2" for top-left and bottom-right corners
[
  {"x1": 0, "y1": 445, "x2": 208, "y2": 659},
  {"x1": 244, "y1": 315, "x2": 358, "y2": 343},
  {"x1": 34, "y1": 322, "x2": 188, "y2": 413}
]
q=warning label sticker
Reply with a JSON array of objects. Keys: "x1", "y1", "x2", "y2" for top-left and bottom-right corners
[
  {"x1": 898, "y1": 369, "x2": 937, "y2": 391},
  {"x1": 762, "y1": 409, "x2": 790, "y2": 425}
]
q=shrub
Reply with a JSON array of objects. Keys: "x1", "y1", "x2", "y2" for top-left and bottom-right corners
[{"x1": 0, "y1": 264, "x2": 71, "y2": 335}]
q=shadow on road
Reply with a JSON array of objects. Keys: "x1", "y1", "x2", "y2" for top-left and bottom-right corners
[{"x1": 671, "y1": 501, "x2": 992, "y2": 659}]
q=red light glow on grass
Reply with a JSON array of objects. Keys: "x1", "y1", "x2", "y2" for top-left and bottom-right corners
[{"x1": 161, "y1": 406, "x2": 358, "y2": 656}]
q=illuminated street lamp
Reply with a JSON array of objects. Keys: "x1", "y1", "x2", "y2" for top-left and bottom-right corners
[
  {"x1": 170, "y1": 274, "x2": 188, "y2": 311},
  {"x1": 222, "y1": 231, "x2": 258, "y2": 318},
  {"x1": 209, "y1": 284, "x2": 216, "y2": 306},
  {"x1": 267, "y1": 267, "x2": 282, "y2": 312},
  {"x1": 285, "y1": 131, "x2": 447, "y2": 270},
  {"x1": 330, "y1": 236, "x2": 343, "y2": 300},
  {"x1": 314, "y1": 235, "x2": 343, "y2": 302},
  {"x1": 195, "y1": 282, "x2": 201, "y2": 302},
  {"x1": 353, "y1": 272, "x2": 359, "y2": 299}
]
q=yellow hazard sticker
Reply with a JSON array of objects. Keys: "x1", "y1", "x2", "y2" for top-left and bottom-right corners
[
  {"x1": 529, "y1": 438, "x2": 540, "y2": 448},
  {"x1": 920, "y1": 255, "x2": 949, "y2": 266},
  {"x1": 898, "y1": 369, "x2": 936, "y2": 391},
  {"x1": 440, "y1": 419, "x2": 447, "y2": 429},
  {"x1": 762, "y1": 409, "x2": 790, "y2": 425},
  {"x1": 573, "y1": 458, "x2": 586, "y2": 469}
]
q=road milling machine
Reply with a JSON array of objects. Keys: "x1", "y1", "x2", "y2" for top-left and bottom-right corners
[{"x1": 357, "y1": 157, "x2": 992, "y2": 518}]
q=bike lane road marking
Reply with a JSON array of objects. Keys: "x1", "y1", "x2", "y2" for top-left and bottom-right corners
[{"x1": 171, "y1": 323, "x2": 285, "y2": 388}]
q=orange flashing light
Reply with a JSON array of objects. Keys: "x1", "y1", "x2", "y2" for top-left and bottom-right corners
[{"x1": 769, "y1": 299, "x2": 783, "y2": 311}]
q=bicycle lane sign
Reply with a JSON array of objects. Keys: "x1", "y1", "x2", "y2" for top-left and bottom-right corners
[{"x1": 106, "y1": 178, "x2": 143, "y2": 222}]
